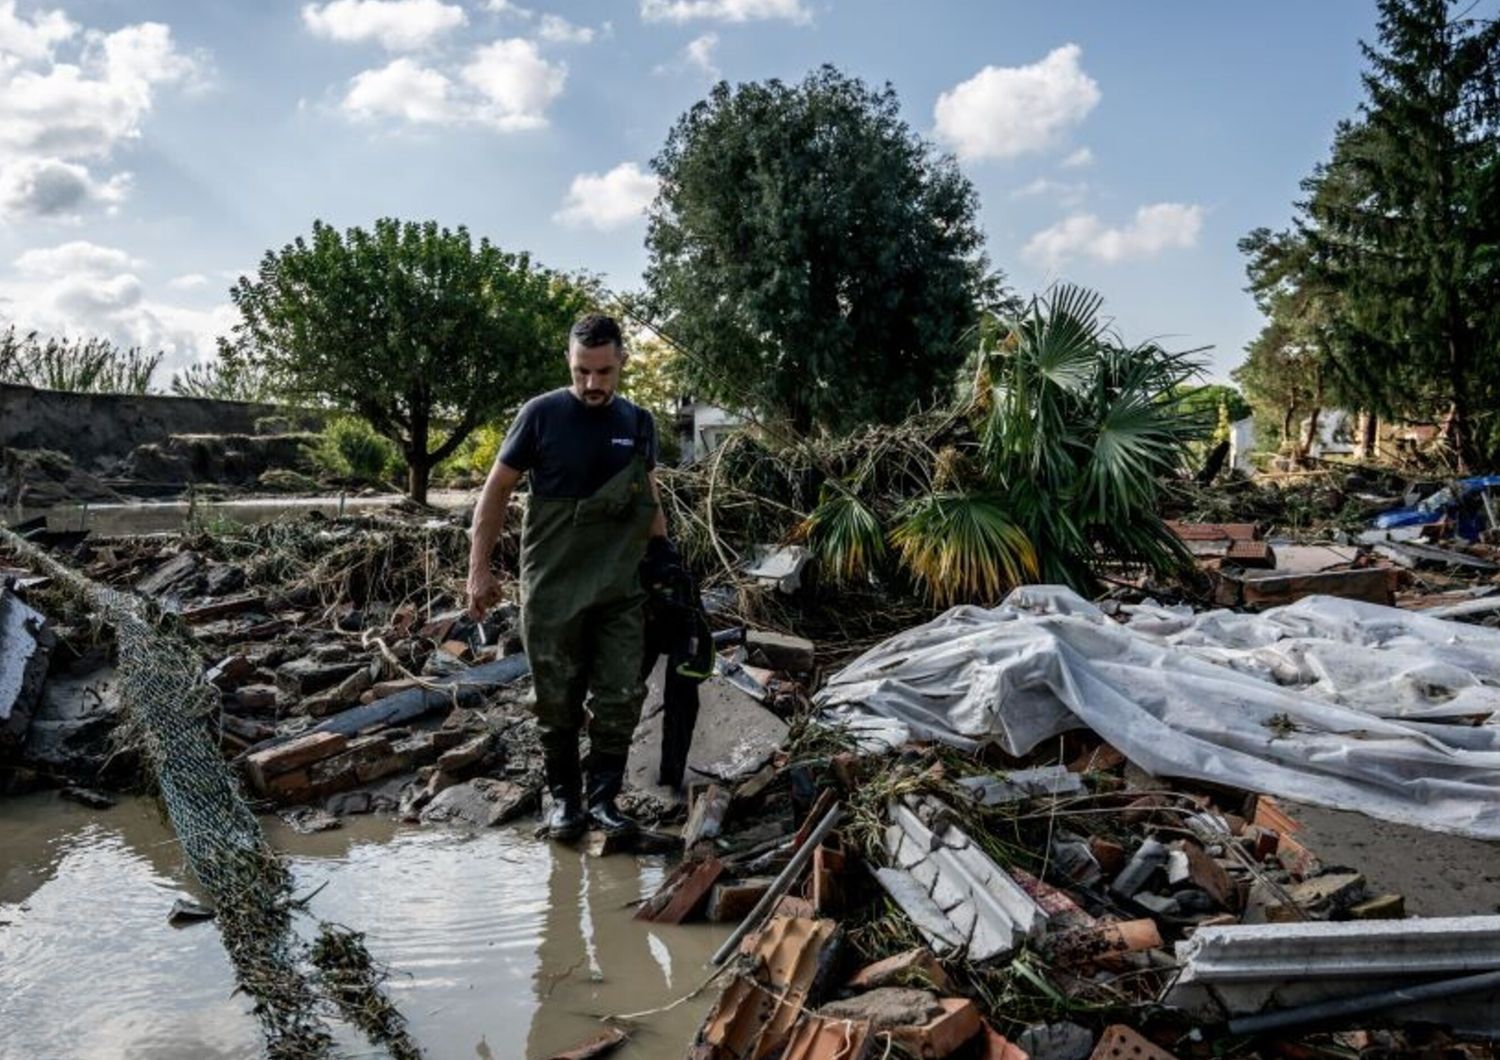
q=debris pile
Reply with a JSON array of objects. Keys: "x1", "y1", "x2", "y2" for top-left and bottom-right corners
[
  {"x1": 7, "y1": 472, "x2": 1500, "y2": 1058},
  {"x1": 667, "y1": 723, "x2": 1500, "y2": 1058}
]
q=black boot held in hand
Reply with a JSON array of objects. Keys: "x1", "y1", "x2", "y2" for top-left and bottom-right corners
[
  {"x1": 542, "y1": 741, "x2": 586, "y2": 842},
  {"x1": 584, "y1": 751, "x2": 637, "y2": 838}
]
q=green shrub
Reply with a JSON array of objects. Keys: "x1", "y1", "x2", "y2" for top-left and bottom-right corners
[{"x1": 317, "y1": 416, "x2": 398, "y2": 484}]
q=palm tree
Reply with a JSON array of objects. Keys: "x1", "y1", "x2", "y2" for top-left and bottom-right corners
[{"x1": 801, "y1": 283, "x2": 1209, "y2": 604}]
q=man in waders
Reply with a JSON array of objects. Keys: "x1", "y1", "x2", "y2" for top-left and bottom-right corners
[{"x1": 465, "y1": 313, "x2": 669, "y2": 842}]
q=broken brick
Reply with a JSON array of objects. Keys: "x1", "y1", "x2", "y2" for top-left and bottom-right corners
[
  {"x1": 1177, "y1": 840, "x2": 1234, "y2": 910},
  {"x1": 1276, "y1": 832, "x2": 1322, "y2": 879},
  {"x1": 636, "y1": 856, "x2": 724, "y2": 923},
  {"x1": 1088, "y1": 1024, "x2": 1179, "y2": 1060},
  {"x1": 233, "y1": 683, "x2": 279, "y2": 712},
  {"x1": 812, "y1": 842, "x2": 845, "y2": 914},
  {"x1": 978, "y1": 1024, "x2": 1030, "y2": 1060},
  {"x1": 1067, "y1": 743, "x2": 1125, "y2": 774},
  {"x1": 244, "y1": 731, "x2": 348, "y2": 795},
  {"x1": 780, "y1": 1014, "x2": 873, "y2": 1060},
  {"x1": 1048, "y1": 919, "x2": 1162, "y2": 967},
  {"x1": 888, "y1": 997, "x2": 982, "y2": 1059},
  {"x1": 1252, "y1": 795, "x2": 1303, "y2": 835},
  {"x1": 1088, "y1": 837, "x2": 1126, "y2": 877},
  {"x1": 846, "y1": 948, "x2": 952, "y2": 993},
  {"x1": 301, "y1": 667, "x2": 373, "y2": 718},
  {"x1": 708, "y1": 878, "x2": 773, "y2": 923},
  {"x1": 206, "y1": 653, "x2": 256, "y2": 690}
]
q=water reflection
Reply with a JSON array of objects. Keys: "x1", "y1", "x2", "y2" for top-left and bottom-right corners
[
  {"x1": 5, "y1": 490, "x2": 472, "y2": 538},
  {"x1": 1, "y1": 794, "x2": 724, "y2": 1059}
]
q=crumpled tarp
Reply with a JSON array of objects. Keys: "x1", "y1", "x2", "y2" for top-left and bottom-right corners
[{"x1": 815, "y1": 586, "x2": 1500, "y2": 839}]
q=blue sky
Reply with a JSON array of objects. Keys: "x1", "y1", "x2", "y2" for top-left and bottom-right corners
[{"x1": 0, "y1": 1, "x2": 1396, "y2": 382}]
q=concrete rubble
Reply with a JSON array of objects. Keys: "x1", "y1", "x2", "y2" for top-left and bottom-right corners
[
  {"x1": 883, "y1": 795, "x2": 1046, "y2": 962},
  {"x1": 1167, "y1": 916, "x2": 1500, "y2": 1034}
]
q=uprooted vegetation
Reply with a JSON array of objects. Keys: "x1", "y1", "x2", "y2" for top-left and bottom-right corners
[{"x1": 656, "y1": 285, "x2": 1211, "y2": 647}]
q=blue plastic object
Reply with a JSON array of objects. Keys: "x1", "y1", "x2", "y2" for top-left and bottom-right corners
[{"x1": 1371, "y1": 475, "x2": 1500, "y2": 539}]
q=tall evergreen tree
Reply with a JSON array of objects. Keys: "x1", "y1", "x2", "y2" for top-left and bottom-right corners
[{"x1": 1303, "y1": 0, "x2": 1500, "y2": 467}]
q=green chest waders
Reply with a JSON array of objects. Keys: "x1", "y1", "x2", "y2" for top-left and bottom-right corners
[{"x1": 519, "y1": 453, "x2": 657, "y2": 757}]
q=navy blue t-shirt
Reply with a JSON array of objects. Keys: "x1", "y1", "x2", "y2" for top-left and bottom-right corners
[{"x1": 498, "y1": 388, "x2": 656, "y2": 499}]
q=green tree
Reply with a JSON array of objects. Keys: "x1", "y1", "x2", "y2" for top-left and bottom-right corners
[
  {"x1": 1238, "y1": 226, "x2": 1355, "y2": 460},
  {"x1": 1300, "y1": 0, "x2": 1500, "y2": 467},
  {"x1": 223, "y1": 219, "x2": 592, "y2": 503},
  {"x1": 620, "y1": 333, "x2": 686, "y2": 464},
  {"x1": 643, "y1": 66, "x2": 996, "y2": 435},
  {"x1": 1174, "y1": 384, "x2": 1251, "y2": 427},
  {"x1": 1232, "y1": 318, "x2": 1320, "y2": 453}
]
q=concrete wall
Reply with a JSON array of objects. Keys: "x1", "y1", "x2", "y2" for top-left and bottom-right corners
[{"x1": 0, "y1": 383, "x2": 320, "y2": 469}]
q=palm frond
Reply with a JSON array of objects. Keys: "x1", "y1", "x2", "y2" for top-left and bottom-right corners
[
  {"x1": 890, "y1": 492, "x2": 1037, "y2": 606},
  {"x1": 800, "y1": 482, "x2": 886, "y2": 585}
]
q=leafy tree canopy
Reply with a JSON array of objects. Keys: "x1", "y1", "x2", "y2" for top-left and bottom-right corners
[
  {"x1": 644, "y1": 65, "x2": 998, "y2": 436},
  {"x1": 223, "y1": 218, "x2": 593, "y2": 502}
]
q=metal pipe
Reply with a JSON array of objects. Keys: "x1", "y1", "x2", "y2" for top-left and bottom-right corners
[
  {"x1": 1226, "y1": 968, "x2": 1500, "y2": 1036},
  {"x1": 709, "y1": 802, "x2": 842, "y2": 966}
]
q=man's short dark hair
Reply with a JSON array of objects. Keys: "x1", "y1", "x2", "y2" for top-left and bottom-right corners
[{"x1": 570, "y1": 313, "x2": 623, "y2": 351}]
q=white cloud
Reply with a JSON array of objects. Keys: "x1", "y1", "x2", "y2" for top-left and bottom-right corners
[
  {"x1": 0, "y1": 1, "x2": 76, "y2": 63},
  {"x1": 343, "y1": 57, "x2": 457, "y2": 124},
  {"x1": 1023, "y1": 203, "x2": 1204, "y2": 269},
  {"x1": 640, "y1": 0, "x2": 809, "y2": 23},
  {"x1": 1061, "y1": 146, "x2": 1094, "y2": 169},
  {"x1": 483, "y1": 0, "x2": 534, "y2": 16},
  {"x1": 537, "y1": 13, "x2": 594, "y2": 44},
  {"x1": 339, "y1": 38, "x2": 565, "y2": 131},
  {"x1": 301, "y1": 0, "x2": 465, "y2": 51},
  {"x1": 934, "y1": 44, "x2": 1100, "y2": 161},
  {"x1": 554, "y1": 162, "x2": 659, "y2": 230},
  {"x1": 0, "y1": 11, "x2": 198, "y2": 222},
  {"x1": 0, "y1": 157, "x2": 128, "y2": 220},
  {"x1": 167, "y1": 272, "x2": 208, "y2": 290},
  {"x1": 1009, "y1": 176, "x2": 1089, "y2": 207},
  {"x1": 685, "y1": 32, "x2": 718, "y2": 76},
  {"x1": 461, "y1": 38, "x2": 565, "y2": 130},
  {"x1": 15, "y1": 240, "x2": 140, "y2": 276},
  {"x1": 1, "y1": 22, "x2": 198, "y2": 160},
  {"x1": 2, "y1": 240, "x2": 234, "y2": 374}
]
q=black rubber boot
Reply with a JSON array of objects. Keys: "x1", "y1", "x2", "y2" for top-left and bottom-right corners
[
  {"x1": 542, "y1": 740, "x2": 586, "y2": 842},
  {"x1": 584, "y1": 751, "x2": 638, "y2": 838}
]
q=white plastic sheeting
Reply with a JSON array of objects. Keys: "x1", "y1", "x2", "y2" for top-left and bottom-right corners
[{"x1": 815, "y1": 586, "x2": 1500, "y2": 839}]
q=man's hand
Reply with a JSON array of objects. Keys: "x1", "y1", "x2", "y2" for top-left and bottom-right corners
[
  {"x1": 466, "y1": 566, "x2": 503, "y2": 620},
  {"x1": 467, "y1": 459, "x2": 521, "y2": 620}
]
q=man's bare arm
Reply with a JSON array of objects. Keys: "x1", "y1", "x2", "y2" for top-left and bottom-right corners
[
  {"x1": 647, "y1": 469, "x2": 668, "y2": 540},
  {"x1": 466, "y1": 460, "x2": 522, "y2": 617}
]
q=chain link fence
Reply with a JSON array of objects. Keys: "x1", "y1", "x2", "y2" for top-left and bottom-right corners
[{"x1": 2, "y1": 527, "x2": 419, "y2": 1059}]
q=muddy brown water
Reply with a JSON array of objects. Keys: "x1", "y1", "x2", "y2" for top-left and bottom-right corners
[{"x1": 0, "y1": 792, "x2": 726, "y2": 1059}]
